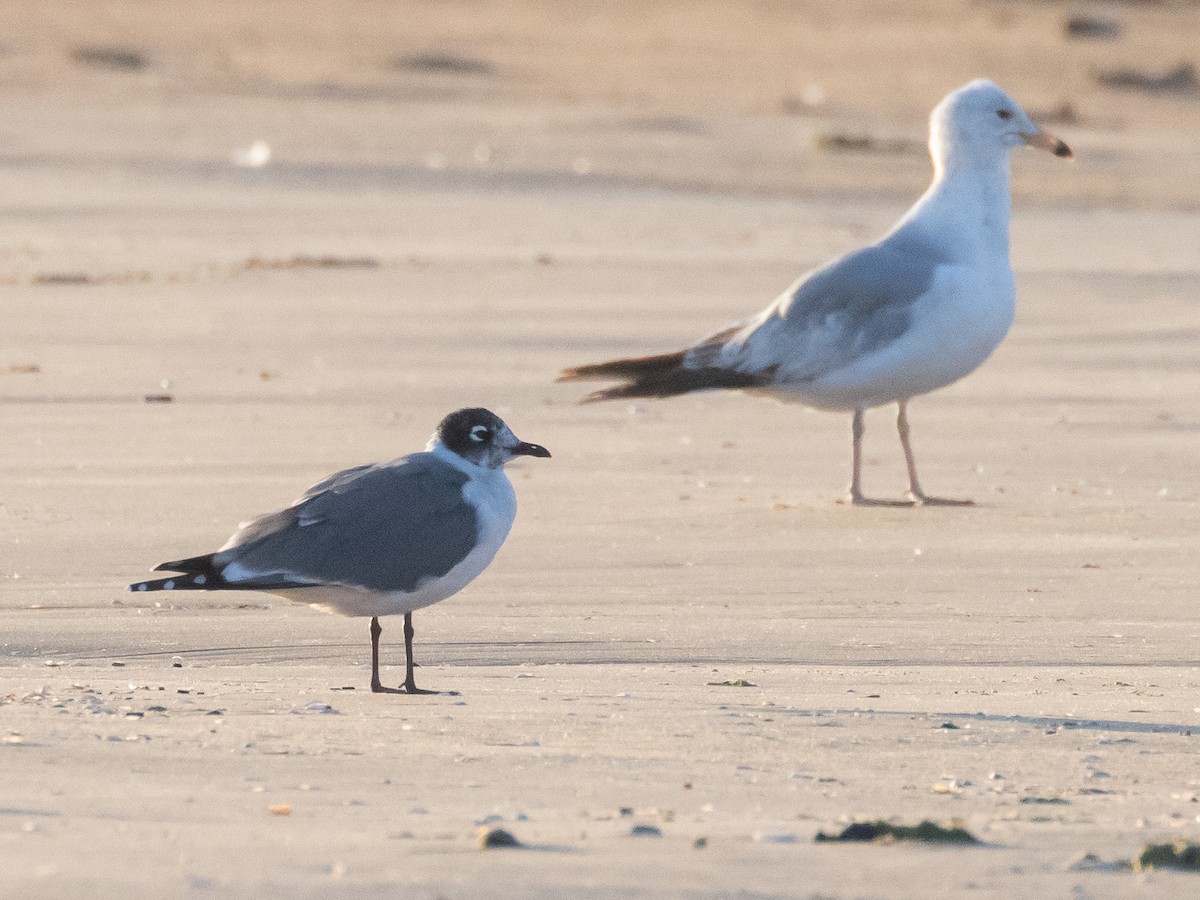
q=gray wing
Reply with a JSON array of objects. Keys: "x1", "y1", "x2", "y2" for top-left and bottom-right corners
[
  {"x1": 691, "y1": 238, "x2": 941, "y2": 380},
  {"x1": 779, "y1": 240, "x2": 938, "y2": 350},
  {"x1": 297, "y1": 463, "x2": 375, "y2": 500},
  {"x1": 219, "y1": 453, "x2": 478, "y2": 593}
]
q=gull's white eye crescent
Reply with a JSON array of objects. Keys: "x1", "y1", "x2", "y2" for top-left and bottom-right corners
[{"x1": 469, "y1": 425, "x2": 490, "y2": 442}]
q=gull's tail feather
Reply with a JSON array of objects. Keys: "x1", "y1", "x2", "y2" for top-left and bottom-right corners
[
  {"x1": 559, "y1": 349, "x2": 767, "y2": 403},
  {"x1": 131, "y1": 553, "x2": 321, "y2": 593},
  {"x1": 558, "y1": 350, "x2": 691, "y2": 385},
  {"x1": 128, "y1": 571, "x2": 223, "y2": 592},
  {"x1": 129, "y1": 553, "x2": 225, "y2": 592}
]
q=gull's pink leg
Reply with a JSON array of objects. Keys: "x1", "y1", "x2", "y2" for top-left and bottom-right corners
[
  {"x1": 847, "y1": 407, "x2": 914, "y2": 507},
  {"x1": 897, "y1": 401, "x2": 974, "y2": 506}
]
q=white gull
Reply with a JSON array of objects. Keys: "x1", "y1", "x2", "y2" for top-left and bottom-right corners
[{"x1": 560, "y1": 79, "x2": 1072, "y2": 505}]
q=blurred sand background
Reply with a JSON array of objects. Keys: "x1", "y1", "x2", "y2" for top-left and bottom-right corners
[{"x1": 3, "y1": 1, "x2": 1200, "y2": 897}]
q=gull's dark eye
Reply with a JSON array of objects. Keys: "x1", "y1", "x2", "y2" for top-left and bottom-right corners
[{"x1": 996, "y1": 109, "x2": 1013, "y2": 120}]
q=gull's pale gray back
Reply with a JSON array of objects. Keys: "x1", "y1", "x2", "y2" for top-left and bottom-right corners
[{"x1": 704, "y1": 239, "x2": 940, "y2": 384}]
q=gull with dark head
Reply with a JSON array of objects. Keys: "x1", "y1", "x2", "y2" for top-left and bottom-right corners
[
  {"x1": 130, "y1": 408, "x2": 551, "y2": 693},
  {"x1": 560, "y1": 80, "x2": 1072, "y2": 505}
]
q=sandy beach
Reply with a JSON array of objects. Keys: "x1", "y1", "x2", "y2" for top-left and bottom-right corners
[{"x1": 3, "y1": 1, "x2": 1200, "y2": 897}]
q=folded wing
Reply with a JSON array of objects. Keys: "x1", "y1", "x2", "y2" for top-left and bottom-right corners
[
  {"x1": 712, "y1": 239, "x2": 940, "y2": 384},
  {"x1": 560, "y1": 238, "x2": 941, "y2": 399},
  {"x1": 212, "y1": 454, "x2": 479, "y2": 593}
]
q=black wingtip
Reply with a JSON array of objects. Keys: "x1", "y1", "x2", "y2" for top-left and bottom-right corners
[
  {"x1": 128, "y1": 571, "x2": 222, "y2": 592},
  {"x1": 154, "y1": 553, "x2": 218, "y2": 574}
]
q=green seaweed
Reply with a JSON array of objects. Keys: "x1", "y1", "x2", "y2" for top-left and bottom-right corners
[
  {"x1": 815, "y1": 819, "x2": 980, "y2": 845},
  {"x1": 1135, "y1": 840, "x2": 1200, "y2": 872}
]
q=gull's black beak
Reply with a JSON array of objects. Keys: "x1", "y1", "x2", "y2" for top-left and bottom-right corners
[{"x1": 512, "y1": 441, "x2": 551, "y2": 459}]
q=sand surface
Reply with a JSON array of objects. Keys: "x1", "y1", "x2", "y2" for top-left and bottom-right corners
[{"x1": 3, "y1": 1, "x2": 1200, "y2": 897}]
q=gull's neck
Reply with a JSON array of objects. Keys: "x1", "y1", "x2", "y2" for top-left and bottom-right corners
[
  {"x1": 889, "y1": 149, "x2": 1013, "y2": 263},
  {"x1": 428, "y1": 438, "x2": 483, "y2": 474},
  {"x1": 426, "y1": 437, "x2": 509, "y2": 478}
]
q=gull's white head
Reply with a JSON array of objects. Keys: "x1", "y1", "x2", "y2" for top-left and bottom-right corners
[{"x1": 929, "y1": 79, "x2": 1072, "y2": 175}]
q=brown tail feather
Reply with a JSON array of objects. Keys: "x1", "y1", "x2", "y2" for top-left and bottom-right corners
[
  {"x1": 557, "y1": 350, "x2": 690, "y2": 384},
  {"x1": 562, "y1": 351, "x2": 767, "y2": 403}
]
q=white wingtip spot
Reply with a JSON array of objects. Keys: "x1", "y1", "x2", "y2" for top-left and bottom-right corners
[
  {"x1": 136, "y1": 583, "x2": 147, "y2": 591},
  {"x1": 194, "y1": 574, "x2": 207, "y2": 585},
  {"x1": 164, "y1": 580, "x2": 175, "y2": 590}
]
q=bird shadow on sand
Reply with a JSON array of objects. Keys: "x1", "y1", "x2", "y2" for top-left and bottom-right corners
[
  {"x1": 48, "y1": 642, "x2": 1200, "y2": 676},
  {"x1": 738, "y1": 705, "x2": 1197, "y2": 737},
  {"x1": 505, "y1": 843, "x2": 582, "y2": 854}
]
